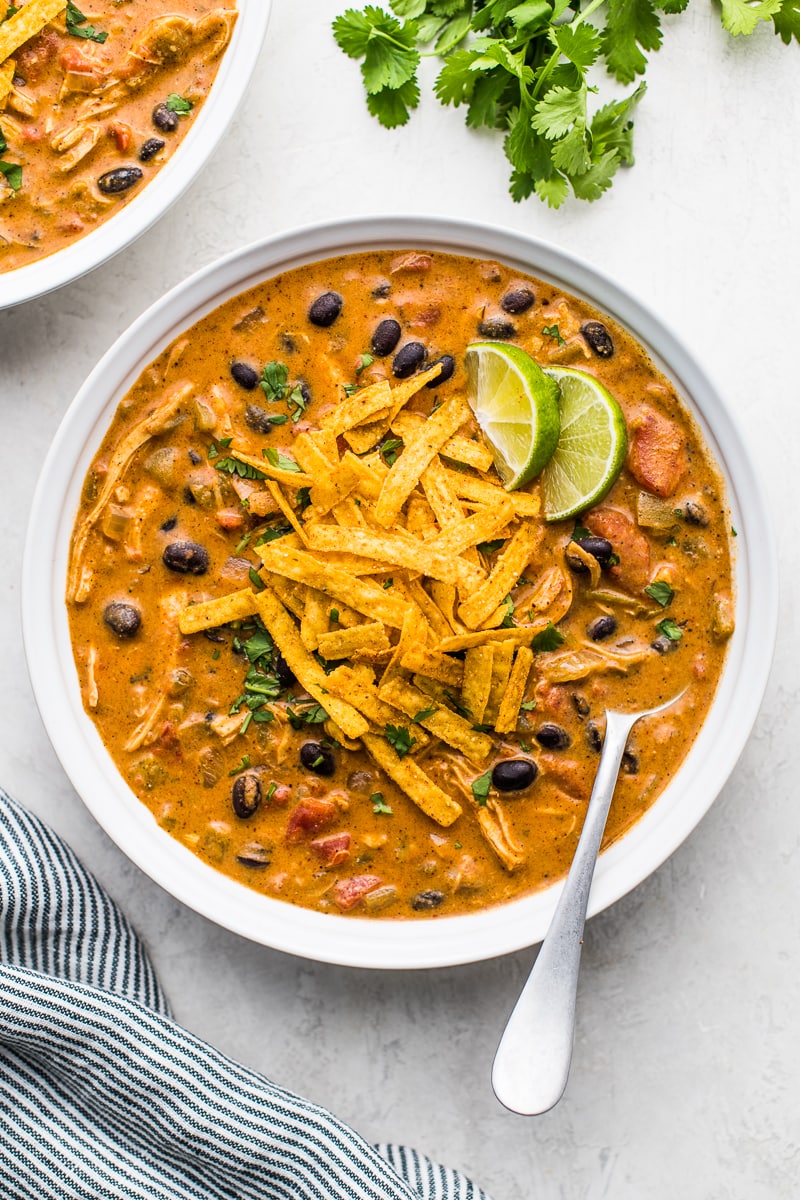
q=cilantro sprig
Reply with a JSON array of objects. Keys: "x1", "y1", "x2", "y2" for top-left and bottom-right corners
[
  {"x1": 333, "y1": 1, "x2": 799, "y2": 208},
  {"x1": 66, "y1": 1, "x2": 108, "y2": 43}
]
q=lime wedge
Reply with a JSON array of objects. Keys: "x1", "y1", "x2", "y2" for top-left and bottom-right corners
[
  {"x1": 465, "y1": 342, "x2": 561, "y2": 489},
  {"x1": 540, "y1": 366, "x2": 628, "y2": 522}
]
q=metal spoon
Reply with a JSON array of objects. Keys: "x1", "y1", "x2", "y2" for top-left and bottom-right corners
[{"x1": 491, "y1": 692, "x2": 685, "y2": 1116}]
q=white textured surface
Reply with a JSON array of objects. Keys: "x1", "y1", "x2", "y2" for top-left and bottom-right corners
[{"x1": 1, "y1": 3, "x2": 798, "y2": 1197}]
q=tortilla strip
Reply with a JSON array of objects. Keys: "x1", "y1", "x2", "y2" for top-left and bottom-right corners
[
  {"x1": 265, "y1": 479, "x2": 308, "y2": 545},
  {"x1": 229, "y1": 447, "x2": 311, "y2": 489},
  {"x1": 461, "y1": 643, "x2": 495, "y2": 725},
  {"x1": 325, "y1": 666, "x2": 425, "y2": 739},
  {"x1": 405, "y1": 493, "x2": 439, "y2": 541},
  {"x1": 381, "y1": 605, "x2": 418, "y2": 687},
  {"x1": 385, "y1": 361, "x2": 443, "y2": 419},
  {"x1": 388, "y1": 578, "x2": 442, "y2": 643},
  {"x1": 436, "y1": 620, "x2": 549, "y2": 652},
  {"x1": 0, "y1": 59, "x2": 14, "y2": 107},
  {"x1": 253, "y1": 588, "x2": 368, "y2": 740},
  {"x1": 495, "y1": 647, "x2": 534, "y2": 734},
  {"x1": 257, "y1": 543, "x2": 411, "y2": 628},
  {"x1": 484, "y1": 641, "x2": 515, "y2": 725},
  {"x1": 0, "y1": 0, "x2": 65, "y2": 65},
  {"x1": 458, "y1": 523, "x2": 542, "y2": 630},
  {"x1": 307, "y1": 428, "x2": 339, "y2": 463},
  {"x1": 316, "y1": 622, "x2": 391, "y2": 661},
  {"x1": 292, "y1": 431, "x2": 334, "y2": 477},
  {"x1": 343, "y1": 418, "x2": 389, "y2": 455},
  {"x1": 474, "y1": 800, "x2": 525, "y2": 871},
  {"x1": 399, "y1": 644, "x2": 463, "y2": 688},
  {"x1": 420, "y1": 457, "x2": 466, "y2": 527},
  {"x1": 260, "y1": 570, "x2": 305, "y2": 620},
  {"x1": 178, "y1": 588, "x2": 259, "y2": 635},
  {"x1": 440, "y1": 435, "x2": 494, "y2": 473},
  {"x1": 427, "y1": 498, "x2": 515, "y2": 559},
  {"x1": 374, "y1": 395, "x2": 470, "y2": 528},
  {"x1": 362, "y1": 733, "x2": 462, "y2": 827},
  {"x1": 332, "y1": 496, "x2": 368, "y2": 529},
  {"x1": 378, "y1": 677, "x2": 492, "y2": 765},
  {"x1": 319, "y1": 380, "x2": 392, "y2": 435},
  {"x1": 68, "y1": 382, "x2": 195, "y2": 603},
  {"x1": 304, "y1": 524, "x2": 483, "y2": 591},
  {"x1": 300, "y1": 586, "x2": 329, "y2": 652},
  {"x1": 440, "y1": 467, "x2": 541, "y2": 516}
]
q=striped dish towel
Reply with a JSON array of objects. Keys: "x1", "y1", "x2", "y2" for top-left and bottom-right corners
[{"x1": 0, "y1": 790, "x2": 492, "y2": 1200}]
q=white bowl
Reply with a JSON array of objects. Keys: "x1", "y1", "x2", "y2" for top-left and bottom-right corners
[
  {"x1": 0, "y1": 1, "x2": 271, "y2": 310},
  {"x1": 22, "y1": 216, "x2": 778, "y2": 969}
]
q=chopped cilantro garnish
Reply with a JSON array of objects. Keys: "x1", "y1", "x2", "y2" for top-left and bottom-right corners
[
  {"x1": 542, "y1": 324, "x2": 566, "y2": 345},
  {"x1": 384, "y1": 724, "x2": 416, "y2": 758},
  {"x1": 665, "y1": 534, "x2": 678, "y2": 547},
  {"x1": 286, "y1": 702, "x2": 328, "y2": 729},
  {"x1": 165, "y1": 93, "x2": 193, "y2": 115},
  {"x1": 254, "y1": 523, "x2": 292, "y2": 546},
  {"x1": 263, "y1": 447, "x2": 302, "y2": 473},
  {"x1": 329, "y1": 608, "x2": 340, "y2": 623},
  {"x1": 240, "y1": 711, "x2": 253, "y2": 735},
  {"x1": 379, "y1": 436, "x2": 403, "y2": 466},
  {"x1": 356, "y1": 353, "x2": 375, "y2": 375},
  {"x1": 296, "y1": 486, "x2": 312, "y2": 511},
  {"x1": 342, "y1": 382, "x2": 358, "y2": 398},
  {"x1": 412, "y1": 705, "x2": 437, "y2": 723},
  {"x1": 532, "y1": 622, "x2": 566, "y2": 652},
  {"x1": 248, "y1": 567, "x2": 265, "y2": 592},
  {"x1": 477, "y1": 538, "x2": 505, "y2": 555},
  {"x1": 371, "y1": 791, "x2": 393, "y2": 815},
  {"x1": 731, "y1": 526, "x2": 738, "y2": 537},
  {"x1": 228, "y1": 754, "x2": 251, "y2": 777},
  {"x1": 261, "y1": 361, "x2": 289, "y2": 401},
  {"x1": 471, "y1": 769, "x2": 492, "y2": 806},
  {"x1": 499, "y1": 595, "x2": 516, "y2": 629},
  {"x1": 0, "y1": 161, "x2": 22, "y2": 191},
  {"x1": 287, "y1": 383, "x2": 307, "y2": 422},
  {"x1": 520, "y1": 699, "x2": 537, "y2": 712},
  {"x1": 215, "y1": 456, "x2": 267, "y2": 480},
  {"x1": 382, "y1": 578, "x2": 393, "y2": 589},
  {"x1": 656, "y1": 617, "x2": 683, "y2": 641},
  {"x1": 66, "y1": 1, "x2": 107, "y2": 42},
  {"x1": 572, "y1": 525, "x2": 592, "y2": 542},
  {"x1": 266, "y1": 781, "x2": 278, "y2": 803},
  {"x1": 645, "y1": 581, "x2": 675, "y2": 607},
  {"x1": 443, "y1": 691, "x2": 471, "y2": 719}
]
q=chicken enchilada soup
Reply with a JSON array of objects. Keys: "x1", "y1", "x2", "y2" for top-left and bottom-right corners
[
  {"x1": 67, "y1": 250, "x2": 735, "y2": 918},
  {"x1": 0, "y1": 0, "x2": 236, "y2": 272}
]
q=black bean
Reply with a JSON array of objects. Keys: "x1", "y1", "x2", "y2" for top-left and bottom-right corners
[
  {"x1": 230, "y1": 360, "x2": 259, "y2": 390},
  {"x1": 202, "y1": 628, "x2": 226, "y2": 644},
  {"x1": 138, "y1": 137, "x2": 165, "y2": 162},
  {"x1": 152, "y1": 102, "x2": 179, "y2": 133},
  {"x1": 492, "y1": 759, "x2": 538, "y2": 792},
  {"x1": 622, "y1": 750, "x2": 639, "y2": 775},
  {"x1": 586, "y1": 721, "x2": 603, "y2": 752},
  {"x1": 163, "y1": 540, "x2": 210, "y2": 575},
  {"x1": 346, "y1": 770, "x2": 376, "y2": 793},
  {"x1": 566, "y1": 537, "x2": 614, "y2": 573},
  {"x1": 273, "y1": 651, "x2": 295, "y2": 690},
  {"x1": 236, "y1": 842, "x2": 272, "y2": 867},
  {"x1": 581, "y1": 320, "x2": 614, "y2": 358},
  {"x1": 478, "y1": 315, "x2": 517, "y2": 339},
  {"x1": 103, "y1": 602, "x2": 141, "y2": 639},
  {"x1": 370, "y1": 318, "x2": 402, "y2": 357},
  {"x1": 232, "y1": 773, "x2": 262, "y2": 819},
  {"x1": 300, "y1": 741, "x2": 335, "y2": 776},
  {"x1": 281, "y1": 332, "x2": 296, "y2": 354},
  {"x1": 572, "y1": 693, "x2": 590, "y2": 719},
  {"x1": 652, "y1": 635, "x2": 678, "y2": 655},
  {"x1": 97, "y1": 167, "x2": 143, "y2": 195},
  {"x1": 684, "y1": 501, "x2": 709, "y2": 527},
  {"x1": 308, "y1": 291, "x2": 343, "y2": 327},
  {"x1": 501, "y1": 287, "x2": 535, "y2": 314},
  {"x1": 411, "y1": 890, "x2": 445, "y2": 911},
  {"x1": 372, "y1": 281, "x2": 391, "y2": 298},
  {"x1": 160, "y1": 516, "x2": 177, "y2": 533},
  {"x1": 535, "y1": 724, "x2": 571, "y2": 750},
  {"x1": 187, "y1": 449, "x2": 202, "y2": 465},
  {"x1": 587, "y1": 614, "x2": 618, "y2": 641},
  {"x1": 244, "y1": 404, "x2": 277, "y2": 434},
  {"x1": 392, "y1": 341, "x2": 426, "y2": 378},
  {"x1": 426, "y1": 354, "x2": 455, "y2": 387}
]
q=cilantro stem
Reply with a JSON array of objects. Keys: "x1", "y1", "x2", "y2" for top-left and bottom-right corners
[{"x1": 533, "y1": 0, "x2": 607, "y2": 99}]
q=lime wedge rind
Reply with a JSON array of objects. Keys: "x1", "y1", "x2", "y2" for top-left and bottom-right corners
[{"x1": 540, "y1": 366, "x2": 628, "y2": 522}]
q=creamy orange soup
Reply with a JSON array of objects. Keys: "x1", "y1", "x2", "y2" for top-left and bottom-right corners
[
  {"x1": 67, "y1": 250, "x2": 735, "y2": 918},
  {"x1": 0, "y1": 1, "x2": 236, "y2": 272}
]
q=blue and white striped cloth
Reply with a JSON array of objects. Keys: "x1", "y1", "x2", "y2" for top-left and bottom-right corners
[{"x1": 0, "y1": 791, "x2": 491, "y2": 1200}]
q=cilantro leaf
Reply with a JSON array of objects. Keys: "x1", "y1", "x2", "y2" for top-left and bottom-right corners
[
  {"x1": 720, "y1": 0, "x2": 781, "y2": 35},
  {"x1": 384, "y1": 723, "x2": 416, "y2": 758},
  {"x1": 166, "y1": 93, "x2": 194, "y2": 114},
  {"x1": 371, "y1": 791, "x2": 394, "y2": 815},
  {"x1": 66, "y1": 1, "x2": 107, "y2": 42},
  {"x1": 263, "y1": 447, "x2": 302, "y2": 473},
  {"x1": 542, "y1": 323, "x2": 566, "y2": 345},
  {"x1": 532, "y1": 621, "x2": 566, "y2": 652},
  {"x1": 471, "y1": 769, "x2": 493, "y2": 805},
  {"x1": 644, "y1": 580, "x2": 674, "y2": 607},
  {"x1": 773, "y1": 0, "x2": 800, "y2": 43},
  {"x1": 0, "y1": 161, "x2": 22, "y2": 191},
  {"x1": 656, "y1": 617, "x2": 683, "y2": 641},
  {"x1": 601, "y1": 0, "x2": 663, "y2": 83},
  {"x1": 261, "y1": 361, "x2": 289, "y2": 401}
]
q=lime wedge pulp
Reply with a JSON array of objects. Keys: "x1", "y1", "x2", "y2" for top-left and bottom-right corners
[
  {"x1": 540, "y1": 366, "x2": 628, "y2": 522},
  {"x1": 465, "y1": 342, "x2": 561, "y2": 490}
]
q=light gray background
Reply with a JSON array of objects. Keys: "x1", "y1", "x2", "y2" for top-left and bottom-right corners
[{"x1": 1, "y1": 3, "x2": 798, "y2": 1196}]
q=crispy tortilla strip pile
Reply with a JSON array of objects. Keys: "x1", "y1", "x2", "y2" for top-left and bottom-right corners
[
  {"x1": 0, "y1": 1, "x2": 66, "y2": 67},
  {"x1": 177, "y1": 364, "x2": 570, "y2": 841}
]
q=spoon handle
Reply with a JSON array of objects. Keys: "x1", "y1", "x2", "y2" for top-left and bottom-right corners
[{"x1": 491, "y1": 709, "x2": 639, "y2": 1116}]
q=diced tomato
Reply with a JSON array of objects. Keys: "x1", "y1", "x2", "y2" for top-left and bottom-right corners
[
  {"x1": 332, "y1": 874, "x2": 382, "y2": 911},
  {"x1": 310, "y1": 832, "x2": 351, "y2": 866},
  {"x1": 19, "y1": 126, "x2": 44, "y2": 144},
  {"x1": 627, "y1": 410, "x2": 688, "y2": 498},
  {"x1": 285, "y1": 799, "x2": 337, "y2": 843},
  {"x1": 271, "y1": 783, "x2": 291, "y2": 806},
  {"x1": 586, "y1": 506, "x2": 651, "y2": 592},
  {"x1": 59, "y1": 45, "x2": 98, "y2": 75},
  {"x1": 108, "y1": 122, "x2": 132, "y2": 153},
  {"x1": 215, "y1": 508, "x2": 244, "y2": 531}
]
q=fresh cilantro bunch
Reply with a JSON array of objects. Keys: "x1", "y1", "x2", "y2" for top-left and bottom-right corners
[{"x1": 333, "y1": 0, "x2": 799, "y2": 207}]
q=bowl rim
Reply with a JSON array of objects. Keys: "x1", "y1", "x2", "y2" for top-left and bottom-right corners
[
  {"x1": 22, "y1": 215, "x2": 779, "y2": 969},
  {"x1": 0, "y1": 0, "x2": 272, "y2": 310}
]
